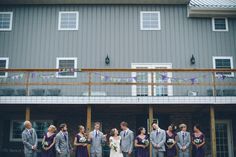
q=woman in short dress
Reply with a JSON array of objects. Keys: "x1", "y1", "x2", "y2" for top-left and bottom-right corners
[
  {"x1": 134, "y1": 127, "x2": 149, "y2": 157},
  {"x1": 192, "y1": 124, "x2": 205, "y2": 157},
  {"x1": 74, "y1": 125, "x2": 89, "y2": 157},
  {"x1": 165, "y1": 124, "x2": 177, "y2": 157},
  {"x1": 41, "y1": 125, "x2": 57, "y2": 157}
]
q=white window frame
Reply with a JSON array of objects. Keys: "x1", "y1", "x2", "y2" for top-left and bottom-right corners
[
  {"x1": 212, "y1": 17, "x2": 228, "y2": 32},
  {"x1": 131, "y1": 63, "x2": 173, "y2": 96},
  {"x1": 58, "y1": 11, "x2": 79, "y2": 31},
  {"x1": 0, "y1": 57, "x2": 9, "y2": 78},
  {"x1": 213, "y1": 56, "x2": 234, "y2": 77},
  {"x1": 140, "y1": 11, "x2": 161, "y2": 31},
  {"x1": 9, "y1": 120, "x2": 53, "y2": 142},
  {"x1": 0, "y1": 12, "x2": 13, "y2": 31},
  {"x1": 56, "y1": 57, "x2": 77, "y2": 78}
]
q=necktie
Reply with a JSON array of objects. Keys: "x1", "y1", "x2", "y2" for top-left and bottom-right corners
[
  {"x1": 95, "y1": 131, "x2": 98, "y2": 138},
  {"x1": 29, "y1": 130, "x2": 33, "y2": 136},
  {"x1": 156, "y1": 131, "x2": 159, "y2": 137},
  {"x1": 64, "y1": 134, "x2": 67, "y2": 141},
  {"x1": 124, "y1": 131, "x2": 126, "y2": 137},
  {"x1": 182, "y1": 133, "x2": 185, "y2": 145}
]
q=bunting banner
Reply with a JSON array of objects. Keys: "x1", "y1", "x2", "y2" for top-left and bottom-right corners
[{"x1": 0, "y1": 69, "x2": 232, "y2": 85}]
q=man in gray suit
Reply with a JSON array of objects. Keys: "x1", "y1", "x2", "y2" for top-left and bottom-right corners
[
  {"x1": 176, "y1": 124, "x2": 191, "y2": 157},
  {"x1": 22, "y1": 121, "x2": 38, "y2": 157},
  {"x1": 55, "y1": 123, "x2": 72, "y2": 157},
  {"x1": 150, "y1": 121, "x2": 166, "y2": 157},
  {"x1": 89, "y1": 122, "x2": 107, "y2": 157},
  {"x1": 120, "y1": 121, "x2": 134, "y2": 157}
]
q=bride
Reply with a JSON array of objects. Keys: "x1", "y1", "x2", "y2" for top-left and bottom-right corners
[{"x1": 109, "y1": 128, "x2": 123, "y2": 157}]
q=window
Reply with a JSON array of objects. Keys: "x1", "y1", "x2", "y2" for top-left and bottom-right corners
[
  {"x1": 131, "y1": 63, "x2": 173, "y2": 96},
  {"x1": 58, "y1": 11, "x2": 79, "y2": 30},
  {"x1": 0, "y1": 57, "x2": 9, "y2": 77},
  {"x1": 213, "y1": 56, "x2": 234, "y2": 77},
  {"x1": 10, "y1": 120, "x2": 53, "y2": 142},
  {"x1": 212, "y1": 18, "x2": 228, "y2": 32},
  {"x1": 0, "y1": 12, "x2": 13, "y2": 31},
  {"x1": 56, "y1": 57, "x2": 77, "y2": 78},
  {"x1": 140, "y1": 11, "x2": 161, "y2": 30}
]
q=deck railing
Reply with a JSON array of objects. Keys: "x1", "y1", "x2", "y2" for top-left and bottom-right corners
[{"x1": 0, "y1": 68, "x2": 236, "y2": 97}]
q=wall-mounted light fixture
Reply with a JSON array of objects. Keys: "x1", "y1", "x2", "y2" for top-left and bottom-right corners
[
  {"x1": 190, "y1": 55, "x2": 195, "y2": 65},
  {"x1": 105, "y1": 55, "x2": 110, "y2": 65}
]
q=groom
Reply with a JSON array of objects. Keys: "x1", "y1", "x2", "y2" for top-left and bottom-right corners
[
  {"x1": 89, "y1": 122, "x2": 107, "y2": 157},
  {"x1": 120, "y1": 121, "x2": 134, "y2": 157}
]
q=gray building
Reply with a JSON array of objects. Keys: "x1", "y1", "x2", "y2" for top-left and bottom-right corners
[{"x1": 0, "y1": 0, "x2": 236, "y2": 157}]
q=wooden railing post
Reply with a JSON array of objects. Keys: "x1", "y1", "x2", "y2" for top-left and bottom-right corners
[
  {"x1": 25, "y1": 106, "x2": 30, "y2": 121},
  {"x1": 212, "y1": 72, "x2": 216, "y2": 96},
  {"x1": 210, "y1": 105, "x2": 217, "y2": 157},
  {"x1": 148, "y1": 105, "x2": 153, "y2": 157},
  {"x1": 25, "y1": 72, "x2": 30, "y2": 96},
  {"x1": 88, "y1": 72, "x2": 92, "y2": 96}
]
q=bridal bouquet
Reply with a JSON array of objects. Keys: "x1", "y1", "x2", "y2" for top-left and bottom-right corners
[
  {"x1": 167, "y1": 138, "x2": 175, "y2": 145},
  {"x1": 79, "y1": 137, "x2": 88, "y2": 143},
  {"x1": 42, "y1": 141, "x2": 49, "y2": 148},
  {"x1": 142, "y1": 139, "x2": 149, "y2": 147},
  {"x1": 194, "y1": 138, "x2": 202, "y2": 145},
  {"x1": 110, "y1": 141, "x2": 118, "y2": 152}
]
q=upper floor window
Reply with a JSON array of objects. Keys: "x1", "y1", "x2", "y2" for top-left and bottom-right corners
[
  {"x1": 0, "y1": 57, "x2": 9, "y2": 77},
  {"x1": 140, "y1": 11, "x2": 161, "y2": 30},
  {"x1": 213, "y1": 56, "x2": 234, "y2": 77},
  {"x1": 0, "y1": 12, "x2": 13, "y2": 31},
  {"x1": 58, "y1": 11, "x2": 79, "y2": 30},
  {"x1": 212, "y1": 18, "x2": 228, "y2": 32},
  {"x1": 56, "y1": 57, "x2": 77, "y2": 78}
]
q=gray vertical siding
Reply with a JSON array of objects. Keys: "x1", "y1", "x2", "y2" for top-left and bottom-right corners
[
  {"x1": 0, "y1": 4, "x2": 235, "y2": 69},
  {"x1": 0, "y1": 4, "x2": 235, "y2": 96}
]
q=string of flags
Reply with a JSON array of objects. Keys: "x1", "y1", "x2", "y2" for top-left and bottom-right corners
[{"x1": 0, "y1": 69, "x2": 233, "y2": 85}]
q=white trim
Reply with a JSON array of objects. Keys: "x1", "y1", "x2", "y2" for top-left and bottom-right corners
[
  {"x1": 0, "y1": 57, "x2": 9, "y2": 78},
  {"x1": 140, "y1": 11, "x2": 161, "y2": 30},
  {"x1": 56, "y1": 57, "x2": 77, "y2": 78},
  {"x1": 9, "y1": 120, "x2": 53, "y2": 142},
  {"x1": 215, "y1": 120, "x2": 234, "y2": 157},
  {"x1": 131, "y1": 63, "x2": 173, "y2": 96},
  {"x1": 0, "y1": 12, "x2": 13, "y2": 31},
  {"x1": 213, "y1": 56, "x2": 234, "y2": 77},
  {"x1": 58, "y1": 11, "x2": 79, "y2": 31},
  {"x1": 212, "y1": 17, "x2": 228, "y2": 32},
  {"x1": 1, "y1": 96, "x2": 236, "y2": 105}
]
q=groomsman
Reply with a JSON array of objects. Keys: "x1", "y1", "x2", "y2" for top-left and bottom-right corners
[
  {"x1": 120, "y1": 121, "x2": 134, "y2": 157},
  {"x1": 176, "y1": 124, "x2": 191, "y2": 157},
  {"x1": 22, "y1": 121, "x2": 38, "y2": 157},
  {"x1": 55, "y1": 123, "x2": 72, "y2": 157},
  {"x1": 150, "y1": 121, "x2": 166, "y2": 157},
  {"x1": 89, "y1": 122, "x2": 107, "y2": 157}
]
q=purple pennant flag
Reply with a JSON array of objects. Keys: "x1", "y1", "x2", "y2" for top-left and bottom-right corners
[
  {"x1": 190, "y1": 78, "x2": 196, "y2": 85},
  {"x1": 104, "y1": 76, "x2": 109, "y2": 81},
  {"x1": 161, "y1": 74, "x2": 168, "y2": 81}
]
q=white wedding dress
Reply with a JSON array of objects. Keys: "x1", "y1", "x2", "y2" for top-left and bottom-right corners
[{"x1": 109, "y1": 136, "x2": 123, "y2": 157}]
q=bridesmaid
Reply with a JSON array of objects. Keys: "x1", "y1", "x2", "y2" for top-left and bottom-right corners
[
  {"x1": 165, "y1": 124, "x2": 177, "y2": 157},
  {"x1": 192, "y1": 124, "x2": 205, "y2": 157},
  {"x1": 134, "y1": 127, "x2": 149, "y2": 157},
  {"x1": 41, "y1": 125, "x2": 57, "y2": 157},
  {"x1": 74, "y1": 125, "x2": 89, "y2": 157}
]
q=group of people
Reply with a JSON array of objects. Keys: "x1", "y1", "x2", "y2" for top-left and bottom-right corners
[{"x1": 22, "y1": 121, "x2": 205, "y2": 157}]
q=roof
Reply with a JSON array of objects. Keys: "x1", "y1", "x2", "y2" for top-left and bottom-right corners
[
  {"x1": 0, "y1": 0, "x2": 189, "y2": 5},
  {"x1": 189, "y1": 0, "x2": 236, "y2": 9}
]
